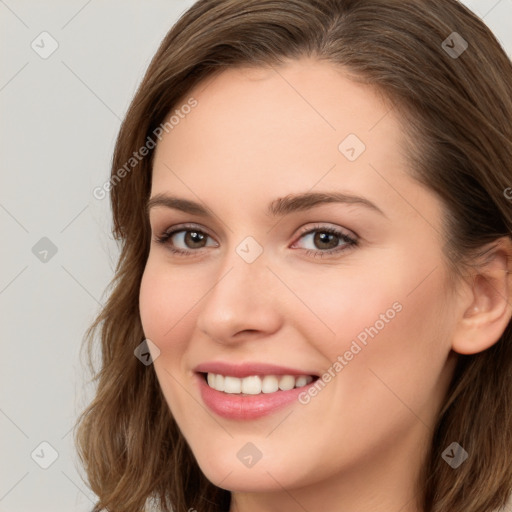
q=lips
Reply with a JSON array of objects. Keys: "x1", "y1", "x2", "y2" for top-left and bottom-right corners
[{"x1": 193, "y1": 361, "x2": 319, "y2": 420}]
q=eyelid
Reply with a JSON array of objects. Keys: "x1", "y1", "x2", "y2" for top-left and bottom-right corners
[
  {"x1": 290, "y1": 223, "x2": 358, "y2": 246},
  {"x1": 157, "y1": 222, "x2": 216, "y2": 240}
]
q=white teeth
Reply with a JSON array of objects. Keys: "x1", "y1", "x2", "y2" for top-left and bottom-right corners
[
  {"x1": 241, "y1": 375, "x2": 261, "y2": 395},
  {"x1": 295, "y1": 376, "x2": 313, "y2": 387},
  {"x1": 224, "y1": 376, "x2": 241, "y2": 394},
  {"x1": 205, "y1": 373, "x2": 315, "y2": 394},
  {"x1": 214, "y1": 374, "x2": 224, "y2": 392},
  {"x1": 261, "y1": 375, "x2": 279, "y2": 393},
  {"x1": 278, "y1": 375, "x2": 295, "y2": 391}
]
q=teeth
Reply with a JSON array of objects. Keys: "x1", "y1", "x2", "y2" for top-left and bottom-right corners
[
  {"x1": 278, "y1": 375, "x2": 295, "y2": 391},
  {"x1": 241, "y1": 375, "x2": 261, "y2": 395},
  {"x1": 205, "y1": 373, "x2": 314, "y2": 394},
  {"x1": 261, "y1": 375, "x2": 279, "y2": 393},
  {"x1": 215, "y1": 374, "x2": 224, "y2": 392},
  {"x1": 295, "y1": 376, "x2": 308, "y2": 387},
  {"x1": 224, "y1": 376, "x2": 241, "y2": 394}
]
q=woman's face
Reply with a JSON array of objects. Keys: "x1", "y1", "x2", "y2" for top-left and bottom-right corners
[{"x1": 139, "y1": 59, "x2": 459, "y2": 507}]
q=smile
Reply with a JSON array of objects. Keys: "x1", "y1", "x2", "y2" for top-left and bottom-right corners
[
  {"x1": 205, "y1": 373, "x2": 314, "y2": 394},
  {"x1": 193, "y1": 362, "x2": 320, "y2": 420}
]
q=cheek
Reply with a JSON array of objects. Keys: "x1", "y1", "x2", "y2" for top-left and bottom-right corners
[
  {"x1": 139, "y1": 260, "x2": 202, "y2": 418},
  {"x1": 139, "y1": 259, "x2": 196, "y2": 363},
  {"x1": 296, "y1": 252, "x2": 454, "y2": 412},
  {"x1": 289, "y1": 270, "x2": 454, "y2": 468},
  {"x1": 331, "y1": 265, "x2": 454, "y2": 421},
  {"x1": 281, "y1": 255, "x2": 408, "y2": 358}
]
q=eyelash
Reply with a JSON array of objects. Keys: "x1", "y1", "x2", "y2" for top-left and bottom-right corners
[{"x1": 154, "y1": 223, "x2": 358, "y2": 258}]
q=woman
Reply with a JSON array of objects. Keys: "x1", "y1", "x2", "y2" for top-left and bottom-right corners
[{"x1": 76, "y1": 1, "x2": 512, "y2": 511}]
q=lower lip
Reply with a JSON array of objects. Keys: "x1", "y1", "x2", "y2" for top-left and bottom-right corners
[{"x1": 196, "y1": 373, "x2": 316, "y2": 420}]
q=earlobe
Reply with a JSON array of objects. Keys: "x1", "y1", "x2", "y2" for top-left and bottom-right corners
[{"x1": 451, "y1": 238, "x2": 512, "y2": 355}]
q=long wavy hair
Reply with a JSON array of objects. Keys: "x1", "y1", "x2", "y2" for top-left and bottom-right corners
[{"x1": 75, "y1": 1, "x2": 512, "y2": 511}]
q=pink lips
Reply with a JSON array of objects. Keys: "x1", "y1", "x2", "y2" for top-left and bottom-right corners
[
  {"x1": 194, "y1": 361, "x2": 317, "y2": 378},
  {"x1": 194, "y1": 361, "x2": 318, "y2": 420}
]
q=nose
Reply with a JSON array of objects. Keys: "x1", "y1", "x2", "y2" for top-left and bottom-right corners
[{"x1": 195, "y1": 252, "x2": 282, "y2": 345}]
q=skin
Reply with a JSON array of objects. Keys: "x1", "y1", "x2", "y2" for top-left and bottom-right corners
[{"x1": 138, "y1": 58, "x2": 512, "y2": 512}]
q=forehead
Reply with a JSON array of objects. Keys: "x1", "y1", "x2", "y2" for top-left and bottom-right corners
[
  {"x1": 154, "y1": 58, "x2": 398, "y2": 166},
  {"x1": 150, "y1": 58, "x2": 436, "y2": 226}
]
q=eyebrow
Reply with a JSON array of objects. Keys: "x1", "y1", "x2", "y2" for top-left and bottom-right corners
[{"x1": 147, "y1": 191, "x2": 386, "y2": 218}]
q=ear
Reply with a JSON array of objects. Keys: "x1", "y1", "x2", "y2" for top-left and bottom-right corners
[{"x1": 451, "y1": 237, "x2": 512, "y2": 355}]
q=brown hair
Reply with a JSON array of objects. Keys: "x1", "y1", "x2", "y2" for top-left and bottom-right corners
[{"x1": 75, "y1": 1, "x2": 512, "y2": 511}]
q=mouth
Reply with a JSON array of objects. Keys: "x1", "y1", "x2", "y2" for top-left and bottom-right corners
[
  {"x1": 193, "y1": 362, "x2": 320, "y2": 420},
  {"x1": 201, "y1": 372, "x2": 318, "y2": 395}
]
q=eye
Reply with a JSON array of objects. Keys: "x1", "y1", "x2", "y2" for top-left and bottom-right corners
[
  {"x1": 154, "y1": 224, "x2": 218, "y2": 256},
  {"x1": 154, "y1": 223, "x2": 358, "y2": 258},
  {"x1": 291, "y1": 224, "x2": 358, "y2": 257}
]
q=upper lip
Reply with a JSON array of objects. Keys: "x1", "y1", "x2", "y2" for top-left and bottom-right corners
[{"x1": 194, "y1": 361, "x2": 319, "y2": 378}]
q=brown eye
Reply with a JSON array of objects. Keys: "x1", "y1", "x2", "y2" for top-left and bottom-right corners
[
  {"x1": 291, "y1": 225, "x2": 359, "y2": 258},
  {"x1": 182, "y1": 231, "x2": 208, "y2": 248},
  {"x1": 155, "y1": 226, "x2": 219, "y2": 255},
  {"x1": 292, "y1": 225, "x2": 358, "y2": 257},
  {"x1": 312, "y1": 232, "x2": 339, "y2": 250}
]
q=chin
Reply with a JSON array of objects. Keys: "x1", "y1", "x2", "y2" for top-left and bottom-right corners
[
  {"x1": 192, "y1": 446, "x2": 310, "y2": 493},
  {"x1": 203, "y1": 466, "x2": 286, "y2": 493}
]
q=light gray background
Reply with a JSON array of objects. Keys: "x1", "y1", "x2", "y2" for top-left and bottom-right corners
[{"x1": 1, "y1": 1, "x2": 511, "y2": 511}]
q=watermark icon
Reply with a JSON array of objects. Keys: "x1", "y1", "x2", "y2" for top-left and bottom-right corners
[
  {"x1": 338, "y1": 133, "x2": 366, "y2": 162},
  {"x1": 504, "y1": 187, "x2": 512, "y2": 201},
  {"x1": 441, "y1": 442, "x2": 469, "y2": 468},
  {"x1": 31, "y1": 31, "x2": 59, "y2": 59},
  {"x1": 441, "y1": 32, "x2": 468, "y2": 59},
  {"x1": 134, "y1": 339, "x2": 161, "y2": 366},
  {"x1": 32, "y1": 237, "x2": 58, "y2": 263},
  {"x1": 93, "y1": 97, "x2": 198, "y2": 200},
  {"x1": 237, "y1": 442, "x2": 263, "y2": 468},
  {"x1": 236, "y1": 236, "x2": 263, "y2": 263},
  {"x1": 298, "y1": 301, "x2": 403, "y2": 404},
  {"x1": 31, "y1": 441, "x2": 59, "y2": 469}
]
